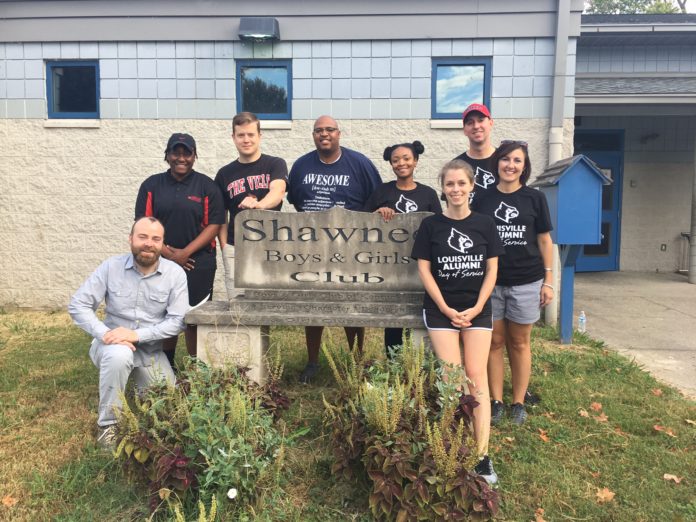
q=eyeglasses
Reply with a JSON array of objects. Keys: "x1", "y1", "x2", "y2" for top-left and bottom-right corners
[
  {"x1": 313, "y1": 127, "x2": 339, "y2": 134},
  {"x1": 500, "y1": 140, "x2": 528, "y2": 148}
]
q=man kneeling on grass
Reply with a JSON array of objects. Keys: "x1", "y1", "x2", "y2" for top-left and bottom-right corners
[{"x1": 68, "y1": 217, "x2": 189, "y2": 450}]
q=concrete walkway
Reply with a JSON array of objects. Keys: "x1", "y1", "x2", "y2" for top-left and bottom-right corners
[{"x1": 574, "y1": 271, "x2": 696, "y2": 399}]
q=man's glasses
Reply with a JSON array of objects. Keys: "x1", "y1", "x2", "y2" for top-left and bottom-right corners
[
  {"x1": 313, "y1": 127, "x2": 339, "y2": 134},
  {"x1": 500, "y1": 140, "x2": 528, "y2": 148}
]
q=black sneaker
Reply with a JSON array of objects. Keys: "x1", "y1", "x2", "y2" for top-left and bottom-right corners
[
  {"x1": 490, "y1": 400, "x2": 505, "y2": 426},
  {"x1": 299, "y1": 362, "x2": 319, "y2": 384},
  {"x1": 510, "y1": 402, "x2": 528, "y2": 425},
  {"x1": 524, "y1": 389, "x2": 541, "y2": 405},
  {"x1": 474, "y1": 455, "x2": 498, "y2": 486}
]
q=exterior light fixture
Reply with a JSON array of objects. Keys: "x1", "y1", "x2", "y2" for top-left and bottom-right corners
[{"x1": 238, "y1": 17, "x2": 280, "y2": 42}]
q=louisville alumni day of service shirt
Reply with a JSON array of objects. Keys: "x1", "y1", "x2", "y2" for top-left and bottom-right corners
[
  {"x1": 287, "y1": 147, "x2": 381, "y2": 212},
  {"x1": 363, "y1": 181, "x2": 442, "y2": 215},
  {"x1": 454, "y1": 151, "x2": 497, "y2": 204},
  {"x1": 472, "y1": 186, "x2": 553, "y2": 287},
  {"x1": 411, "y1": 212, "x2": 505, "y2": 310},
  {"x1": 215, "y1": 154, "x2": 288, "y2": 245}
]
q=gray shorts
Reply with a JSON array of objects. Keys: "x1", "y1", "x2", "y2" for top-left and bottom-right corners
[{"x1": 491, "y1": 279, "x2": 543, "y2": 324}]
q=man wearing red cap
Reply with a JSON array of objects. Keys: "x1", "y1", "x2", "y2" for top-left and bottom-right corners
[{"x1": 454, "y1": 103, "x2": 497, "y2": 204}]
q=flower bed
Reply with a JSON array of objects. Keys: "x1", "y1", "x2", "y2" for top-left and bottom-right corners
[
  {"x1": 322, "y1": 339, "x2": 499, "y2": 521},
  {"x1": 113, "y1": 359, "x2": 290, "y2": 519}
]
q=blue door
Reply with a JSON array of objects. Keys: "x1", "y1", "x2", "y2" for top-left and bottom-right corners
[{"x1": 573, "y1": 131, "x2": 624, "y2": 272}]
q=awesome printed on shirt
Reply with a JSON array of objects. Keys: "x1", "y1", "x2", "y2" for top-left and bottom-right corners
[{"x1": 287, "y1": 147, "x2": 381, "y2": 212}]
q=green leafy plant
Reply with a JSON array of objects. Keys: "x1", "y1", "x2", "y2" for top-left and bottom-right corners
[
  {"x1": 322, "y1": 336, "x2": 499, "y2": 521},
  {"x1": 113, "y1": 359, "x2": 290, "y2": 519}
]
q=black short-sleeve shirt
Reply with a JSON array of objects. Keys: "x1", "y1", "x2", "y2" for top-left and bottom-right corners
[
  {"x1": 471, "y1": 186, "x2": 553, "y2": 286},
  {"x1": 453, "y1": 151, "x2": 497, "y2": 204},
  {"x1": 135, "y1": 170, "x2": 225, "y2": 270},
  {"x1": 411, "y1": 212, "x2": 504, "y2": 310},
  {"x1": 214, "y1": 154, "x2": 288, "y2": 245},
  {"x1": 363, "y1": 181, "x2": 442, "y2": 214}
]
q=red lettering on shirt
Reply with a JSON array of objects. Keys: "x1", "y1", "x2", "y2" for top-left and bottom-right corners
[
  {"x1": 227, "y1": 178, "x2": 246, "y2": 197},
  {"x1": 187, "y1": 195, "x2": 202, "y2": 203},
  {"x1": 247, "y1": 174, "x2": 271, "y2": 191}
]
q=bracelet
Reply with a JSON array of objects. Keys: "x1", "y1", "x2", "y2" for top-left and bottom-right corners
[
  {"x1": 542, "y1": 283, "x2": 554, "y2": 291},
  {"x1": 544, "y1": 267, "x2": 553, "y2": 271}
]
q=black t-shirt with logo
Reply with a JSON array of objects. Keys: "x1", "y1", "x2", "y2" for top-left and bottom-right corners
[
  {"x1": 215, "y1": 154, "x2": 288, "y2": 245},
  {"x1": 472, "y1": 186, "x2": 553, "y2": 286},
  {"x1": 363, "y1": 181, "x2": 442, "y2": 215},
  {"x1": 135, "y1": 170, "x2": 225, "y2": 270},
  {"x1": 453, "y1": 151, "x2": 497, "y2": 204},
  {"x1": 411, "y1": 212, "x2": 504, "y2": 310}
]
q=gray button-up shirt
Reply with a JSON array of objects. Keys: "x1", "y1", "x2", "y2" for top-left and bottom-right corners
[{"x1": 68, "y1": 254, "x2": 189, "y2": 366}]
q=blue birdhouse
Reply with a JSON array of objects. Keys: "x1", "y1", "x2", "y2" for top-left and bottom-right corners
[{"x1": 530, "y1": 155, "x2": 611, "y2": 246}]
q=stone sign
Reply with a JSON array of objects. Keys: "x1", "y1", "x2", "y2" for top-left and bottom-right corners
[{"x1": 234, "y1": 206, "x2": 430, "y2": 291}]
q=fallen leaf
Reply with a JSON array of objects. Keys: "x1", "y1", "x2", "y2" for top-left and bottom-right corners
[
  {"x1": 542, "y1": 412, "x2": 555, "y2": 418},
  {"x1": 663, "y1": 474, "x2": 682, "y2": 484},
  {"x1": 651, "y1": 388, "x2": 663, "y2": 397},
  {"x1": 596, "y1": 487, "x2": 615, "y2": 504},
  {"x1": 590, "y1": 402, "x2": 603, "y2": 412},
  {"x1": 591, "y1": 471, "x2": 601, "y2": 478},
  {"x1": 535, "y1": 507, "x2": 547, "y2": 522},
  {"x1": 615, "y1": 367, "x2": 622, "y2": 373},
  {"x1": 578, "y1": 408, "x2": 589, "y2": 418},
  {"x1": 538, "y1": 428, "x2": 550, "y2": 442},
  {"x1": 654, "y1": 425, "x2": 677, "y2": 438},
  {"x1": 504, "y1": 436, "x2": 515, "y2": 443},
  {"x1": 595, "y1": 412, "x2": 609, "y2": 423},
  {"x1": 1, "y1": 495, "x2": 18, "y2": 508},
  {"x1": 614, "y1": 426, "x2": 629, "y2": 437},
  {"x1": 685, "y1": 419, "x2": 696, "y2": 427}
]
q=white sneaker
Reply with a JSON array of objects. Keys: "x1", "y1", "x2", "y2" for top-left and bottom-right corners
[
  {"x1": 474, "y1": 455, "x2": 498, "y2": 486},
  {"x1": 96, "y1": 425, "x2": 117, "y2": 451}
]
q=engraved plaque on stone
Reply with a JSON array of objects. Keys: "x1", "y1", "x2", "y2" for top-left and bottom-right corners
[{"x1": 234, "y1": 207, "x2": 430, "y2": 291}]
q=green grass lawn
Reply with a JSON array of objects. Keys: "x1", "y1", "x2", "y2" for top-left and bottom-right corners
[{"x1": 0, "y1": 311, "x2": 694, "y2": 521}]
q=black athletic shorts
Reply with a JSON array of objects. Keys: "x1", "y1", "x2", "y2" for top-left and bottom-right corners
[{"x1": 422, "y1": 302, "x2": 493, "y2": 331}]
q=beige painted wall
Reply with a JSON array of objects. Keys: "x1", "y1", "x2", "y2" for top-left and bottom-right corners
[
  {"x1": 0, "y1": 117, "x2": 573, "y2": 309},
  {"x1": 620, "y1": 161, "x2": 693, "y2": 273}
]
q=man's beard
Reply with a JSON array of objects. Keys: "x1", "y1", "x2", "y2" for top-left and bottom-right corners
[{"x1": 132, "y1": 246, "x2": 161, "y2": 267}]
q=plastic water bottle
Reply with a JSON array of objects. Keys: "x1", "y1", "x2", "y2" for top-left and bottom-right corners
[{"x1": 578, "y1": 311, "x2": 587, "y2": 333}]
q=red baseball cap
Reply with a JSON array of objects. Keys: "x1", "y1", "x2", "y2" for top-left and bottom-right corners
[{"x1": 462, "y1": 103, "x2": 491, "y2": 121}]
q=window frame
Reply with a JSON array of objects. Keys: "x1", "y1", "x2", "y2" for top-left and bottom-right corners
[
  {"x1": 430, "y1": 57, "x2": 491, "y2": 120},
  {"x1": 46, "y1": 60, "x2": 100, "y2": 119},
  {"x1": 235, "y1": 59, "x2": 292, "y2": 120}
]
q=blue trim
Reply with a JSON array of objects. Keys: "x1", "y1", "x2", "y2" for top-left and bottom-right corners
[
  {"x1": 574, "y1": 130, "x2": 625, "y2": 272},
  {"x1": 235, "y1": 59, "x2": 292, "y2": 120},
  {"x1": 431, "y1": 57, "x2": 491, "y2": 120},
  {"x1": 46, "y1": 60, "x2": 100, "y2": 119}
]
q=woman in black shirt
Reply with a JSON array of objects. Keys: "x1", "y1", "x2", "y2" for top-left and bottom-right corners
[
  {"x1": 472, "y1": 141, "x2": 554, "y2": 426},
  {"x1": 411, "y1": 159, "x2": 504, "y2": 485},
  {"x1": 364, "y1": 141, "x2": 441, "y2": 355}
]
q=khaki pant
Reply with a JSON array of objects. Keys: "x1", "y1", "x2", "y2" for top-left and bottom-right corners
[{"x1": 90, "y1": 341, "x2": 174, "y2": 426}]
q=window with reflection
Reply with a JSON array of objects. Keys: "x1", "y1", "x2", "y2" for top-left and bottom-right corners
[
  {"x1": 236, "y1": 60, "x2": 292, "y2": 119},
  {"x1": 431, "y1": 58, "x2": 491, "y2": 119}
]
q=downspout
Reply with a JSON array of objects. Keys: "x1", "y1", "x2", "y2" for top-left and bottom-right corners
[
  {"x1": 545, "y1": 0, "x2": 571, "y2": 326},
  {"x1": 690, "y1": 138, "x2": 696, "y2": 284}
]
